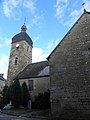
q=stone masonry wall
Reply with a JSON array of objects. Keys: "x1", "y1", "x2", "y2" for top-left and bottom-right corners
[
  {"x1": 49, "y1": 12, "x2": 90, "y2": 119},
  {"x1": 7, "y1": 40, "x2": 32, "y2": 84},
  {"x1": 19, "y1": 76, "x2": 50, "y2": 101}
]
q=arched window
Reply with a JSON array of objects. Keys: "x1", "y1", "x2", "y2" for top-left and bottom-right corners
[{"x1": 15, "y1": 57, "x2": 18, "y2": 65}]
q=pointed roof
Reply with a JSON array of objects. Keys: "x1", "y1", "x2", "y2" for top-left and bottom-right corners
[
  {"x1": 12, "y1": 24, "x2": 33, "y2": 47},
  {"x1": 47, "y1": 10, "x2": 90, "y2": 60}
]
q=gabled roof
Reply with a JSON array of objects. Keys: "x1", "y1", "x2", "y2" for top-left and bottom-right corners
[
  {"x1": 14, "y1": 61, "x2": 49, "y2": 79},
  {"x1": 12, "y1": 32, "x2": 33, "y2": 47},
  {"x1": 0, "y1": 76, "x2": 6, "y2": 81},
  {"x1": 47, "y1": 10, "x2": 90, "y2": 60}
]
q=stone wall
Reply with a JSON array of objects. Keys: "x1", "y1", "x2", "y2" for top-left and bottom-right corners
[
  {"x1": 0, "y1": 81, "x2": 5, "y2": 91},
  {"x1": 7, "y1": 40, "x2": 32, "y2": 84},
  {"x1": 19, "y1": 76, "x2": 50, "y2": 101},
  {"x1": 49, "y1": 12, "x2": 90, "y2": 119}
]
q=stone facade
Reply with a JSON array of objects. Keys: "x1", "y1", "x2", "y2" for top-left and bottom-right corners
[
  {"x1": 19, "y1": 76, "x2": 50, "y2": 101},
  {"x1": 7, "y1": 24, "x2": 33, "y2": 84},
  {"x1": 48, "y1": 11, "x2": 90, "y2": 119},
  {"x1": 7, "y1": 24, "x2": 50, "y2": 103},
  {"x1": 14, "y1": 61, "x2": 50, "y2": 101}
]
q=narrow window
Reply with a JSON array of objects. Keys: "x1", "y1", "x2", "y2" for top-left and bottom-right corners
[
  {"x1": 88, "y1": 48, "x2": 90, "y2": 56},
  {"x1": 28, "y1": 80, "x2": 33, "y2": 91},
  {"x1": 27, "y1": 46, "x2": 29, "y2": 52},
  {"x1": 15, "y1": 57, "x2": 18, "y2": 65},
  {"x1": 88, "y1": 47, "x2": 90, "y2": 51}
]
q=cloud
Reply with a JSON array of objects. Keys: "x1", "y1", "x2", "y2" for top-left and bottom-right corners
[
  {"x1": 32, "y1": 35, "x2": 40, "y2": 43},
  {"x1": 0, "y1": 44, "x2": 2, "y2": 48},
  {"x1": 55, "y1": 0, "x2": 69, "y2": 20},
  {"x1": 2, "y1": 0, "x2": 44, "y2": 28},
  {"x1": 2, "y1": 0, "x2": 21, "y2": 17},
  {"x1": 32, "y1": 39, "x2": 60, "y2": 63},
  {"x1": 64, "y1": 9, "x2": 82, "y2": 26},
  {"x1": 54, "y1": 0, "x2": 88, "y2": 26},
  {"x1": 5, "y1": 39, "x2": 11, "y2": 44},
  {"x1": 47, "y1": 39, "x2": 60, "y2": 52},
  {"x1": 2, "y1": 0, "x2": 36, "y2": 17},
  {"x1": 83, "y1": 0, "x2": 90, "y2": 11},
  {"x1": 30, "y1": 14, "x2": 44, "y2": 28},
  {"x1": 0, "y1": 55, "x2": 9, "y2": 79},
  {"x1": 32, "y1": 47, "x2": 49, "y2": 63},
  {"x1": 2, "y1": 0, "x2": 10, "y2": 16},
  {"x1": 23, "y1": 0, "x2": 36, "y2": 15}
]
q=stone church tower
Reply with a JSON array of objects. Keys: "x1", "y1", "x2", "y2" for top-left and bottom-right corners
[{"x1": 7, "y1": 23, "x2": 33, "y2": 84}]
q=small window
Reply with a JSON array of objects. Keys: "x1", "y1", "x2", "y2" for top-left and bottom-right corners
[
  {"x1": 88, "y1": 48, "x2": 90, "y2": 56},
  {"x1": 88, "y1": 47, "x2": 90, "y2": 51},
  {"x1": 28, "y1": 80, "x2": 33, "y2": 91},
  {"x1": 27, "y1": 46, "x2": 29, "y2": 52},
  {"x1": 15, "y1": 57, "x2": 18, "y2": 65}
]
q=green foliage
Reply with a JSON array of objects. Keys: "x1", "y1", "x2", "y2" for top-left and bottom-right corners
[
  {"x1": 22, "y1": 82, "x2": 30, "y2": 107},
  {"x1": 1, "y1": 85, "x2": 8, "y2": 105},
  {"x1": 10, "y1": 79, "x2": 22, "y2": 108},
  {"x1": 0, "y1": 85, "x2": 8, "y2": 109},
  {"x1": 32, "y1": 90, "x2": 51, "y2": 109},
  {"x1": 0, "y1": 95, "x2": 3, "y2": 109},
  {"x1": 5, "y1": 85, "x2": 11, "y2": 104}
]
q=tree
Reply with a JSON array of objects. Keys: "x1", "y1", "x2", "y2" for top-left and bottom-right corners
[
  {"x1": 5, "y1": 85, "x2": 11, "y2": 104},
  {"x1": 22, "y1": 82, "x2": 30, "y2": 107},
  {"x1": 10, "y1": 79, "x2": 22, "y2": 108},
  {"x1": 1, "y1": 85, "x2": 8, "y2": 105},
  {"x1": 0, "y1": 85, "x2": 8, "y2": 109}
]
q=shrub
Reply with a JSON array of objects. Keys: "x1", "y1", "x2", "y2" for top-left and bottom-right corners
[
  {"x1": 5, "y1": 85, "x2": 11, "y2": 104},
  {"x1": 32, "y1": 90, "x2": 50, "y2": 109},
  {"x1": 22, "y1": 82, "x2": 30, "y2": 107},
  {"x1": 10, "y1": 79, "x2": 22, "y2": 108},
  {"x1": 1, "y1": 85, "x2": 8, "y2": 104}
]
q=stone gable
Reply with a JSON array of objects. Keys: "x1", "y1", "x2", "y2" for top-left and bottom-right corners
[{"x1": 48, "y1": 11, "x2": 90, "y2": 119}]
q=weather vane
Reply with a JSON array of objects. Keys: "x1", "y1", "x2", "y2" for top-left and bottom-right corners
[{"x1": 82, "y1": 2, "x2": 86, "y2": 11}]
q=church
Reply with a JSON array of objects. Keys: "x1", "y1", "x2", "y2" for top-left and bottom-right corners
[
  {"x1": 7, "y1": 23, "x2": 50, "y2": 101},
  {"x1": 7, "y1": 9, "x2": 90, "y2": 119},
  {"x1": 48, "y1": 10, "x2": 90, "y2": 119}
]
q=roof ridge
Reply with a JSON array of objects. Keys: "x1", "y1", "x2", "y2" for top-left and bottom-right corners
[
  {"x1": 47, "y1": 10, "x2": 90, "y2": 60},
  {"x1": 31, "y1": 60, "x2": 48, "y2": 65},
  {"x1": 14, "y1": 60, "x2": 49, "y2": 80}
]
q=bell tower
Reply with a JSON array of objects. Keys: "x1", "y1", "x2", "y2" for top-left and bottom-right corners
[{"x1": 7, "y1": 23, "x2": 33, "y2": 84}]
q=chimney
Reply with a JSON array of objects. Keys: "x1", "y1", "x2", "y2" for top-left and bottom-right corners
[{"x1": 0, "y1": 73, "x2": 4, "y2": 77}]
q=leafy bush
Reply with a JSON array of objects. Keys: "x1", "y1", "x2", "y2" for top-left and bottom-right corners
[
  {"x1": 22, "y1": 82, "x2": 30, "y2": 107},
  {"x1": 0, "y1": 85, "x2": 8, "y2": 108},
  {"x1": 10, "y1": 79, "x2": 23, "y2": 108},
  {"x1": 32, "y1": 90, "x2": 50, "y2": 109},
  {"x1": 5, "y1": 85, "x2": 11, "y2": 104}
]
